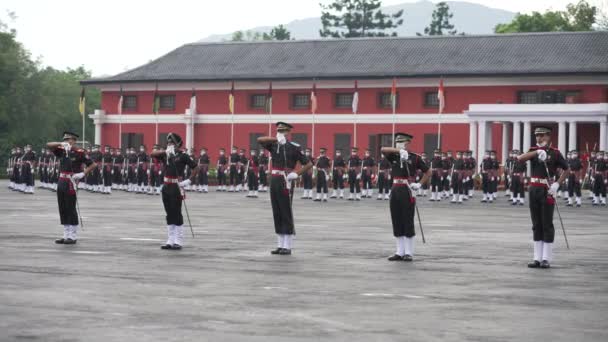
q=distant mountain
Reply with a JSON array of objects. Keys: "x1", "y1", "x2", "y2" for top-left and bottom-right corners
[{"x1": 200, "y1": 0, "x2": 515, "y2": 42}]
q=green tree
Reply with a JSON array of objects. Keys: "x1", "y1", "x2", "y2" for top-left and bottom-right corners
[
  {"x1": 417, "y1": 1, "x2": 459, "y2": 36},
  {"x1": 263, "y1": 24, "x2": 293, "y2": 40},
  {"x1": 231, "y1": 30, "x2": 263, "y2": 41},
  {"x1": 495, "y1": 0, "x2": 597, "y2": 33},
  {"x1": 319, "y1": 0, "x2": 404, "y2": 38}
]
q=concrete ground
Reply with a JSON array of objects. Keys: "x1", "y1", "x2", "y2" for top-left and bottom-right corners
[{"x1": 0, "y1": 180, "x2": 606, "y2": 342}]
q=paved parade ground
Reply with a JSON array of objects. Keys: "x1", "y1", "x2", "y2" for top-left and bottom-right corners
[{"x1": 0, "y1": 180, "x2": 607, "y2": 342}]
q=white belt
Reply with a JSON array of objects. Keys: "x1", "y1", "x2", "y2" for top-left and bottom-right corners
[
  {"x1": 530, "y1": 177, "x2": 548, "y2": 185},
  {"x1": 393, "y1": 178, "x2": 409, "y2": 185},
  {"x1": 59, "y1": 172, "x2": 73, "y2": 178},
  {"x1": 163, "y1": 177, "x2": 179, "y2": 184},
  {"x1": 271, "y1": 170, "x2": 285, "y2": 175}
]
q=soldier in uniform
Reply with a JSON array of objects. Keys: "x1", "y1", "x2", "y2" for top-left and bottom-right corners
[
  {"x1": 301, "y1": 148, "x2": 314, "y2": 199},
  {"x1": 517, "y1": 126, "x2": 569, "y2": 269},
  {"x1": 37, "y1": 147, "x2": 45, "y2": 188},
  {"x1": 126, "y1": 147, "x2": 138, "y2": 192},
  {"x1": 480, "y1": 150, "x2": 497, "y2": 203},
  {"x1": 90, "y1": 145, "x2": 103, "y2": 193},
  {"x1": 49, "y1": 149, "x2": 59, "y2": 192},
  {"x1": 451, "y1": 151, "x2": 465, "y2": 203},
  {"x1": 504, "y1": 150, "x2": 516, "y2": 199},
  {"x1": 510, "y1": 150, "x2": 528, "y2": 206},
  {"x1": 228, "y1": 146, "x2": 240, "y2": 192},
  {"x1": 149, "y1": 145, "x2": 164, "y2": 195},
  {"x1": 331, "y1": 149, "x2": 346, "y2": 199},
  {"x1": 150, "y1": 133, "x2": 199, "y2": 250},
  {"x1": 314, "y1": 147, "x2": 331, "y2": 202},
  {"x1": 417, "y1": 152, "x2": 429, "y2": 197},
  {"x1": 464, "y1": 150, "x2": 476, "y2": 199},
  {"x1": 216, "y1": 148, "x2": 228, "y2": 191},
  {"x1": 111, "y1": 148, "x2": 124, "y2": 190},
  {"x1": 257, "y1": 122, "x2": 313, "y2": 255},
  {"x1": 592, "y1": 151, "x2": 607, "y2": 206},
  {"x1": 196, "y1": 147, "x2": 210, "y2": 193},
  {"x1": 101, "y1": 145, "x2": 113, "y2": 194},
  {"x1": 347, "y1": 147, "x2": 362, "y2": 201},
  {"x1": 361, "y1": 148, "x2": 376, "y2": 198},
  {"x1": 136, "y1": 145, "x2": 150, "y2": 194},
  {"x1": 46, "y1": 132, "x2": 97, "y2": 244},
  {"x1": 258, "y1": 149, "x2": 269, "y2": 192},
  {"x1": 13, "y1": 146, "x2": 24, "y2": 192},
  {"x1": 20, "y1": 144, "x2": 36, "y2": 194},
  {"x1": 7, "y1": 148, "x2": 16, "y2": 189},
  {"x1": 429, "y1": 149, "x2": 443, "y2": 201},
  {"x1": 246, "y1": 148, "x2": 260, "y2": 198},
  {"x1": 444, "y1": 151, "x2": 454, "y2": 197},
  {"x1": 377, "y1": 153, "x2": 392, "y2": 200},
  {"x1": 382, "y1": 133, "x2": 430, "y2": 261},
  {"x1": 566, "y1": 150, "x2": 583, "y2": 207}
]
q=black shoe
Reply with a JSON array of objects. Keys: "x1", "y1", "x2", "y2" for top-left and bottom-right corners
[
  {"x1": 519, "y1": 202, "x2": 524, "y2": 206},
  {"x1": 387, "y1": 254, "x2": 403, "y2": 261},
  {"x1": 566, "y1": 203, "x2": 573, "y2": 207},
  {"x1": 322, "y1": 199, "x2": 327, "y2": 202},
  {"x1": 160, "y1": 244, "x2": 172, "y2": 250},
  {"x1": 271, "y1": 248, "x2": 283, "y2": 255},
  {"x1": 313, "y1": 198, "x2": 321, "y2": 202},
  {"x1": 63, "y1": 239, "x2": 77, "y2": 245},
  {"x1": 55, "y1": 238, "x2": 65, "y2": 244},
  {"x1": 527, "y1": 260, "x2": 541, "y2": 268},
  {"x1": 171, "y1": 244, "x2": 182, "y2": 250},
  {"x1": 279, "y1": 249, "x2": 292, "y2": 255},
  {"x1": 402, "y1": 255, "x2": 413, "y2": 262},
  {"x1": 540, "y1": 260, "x2": 551, "y2": 269},
  {"x1": 576, "y1": 204, "x2": 581, "y2": 207}
]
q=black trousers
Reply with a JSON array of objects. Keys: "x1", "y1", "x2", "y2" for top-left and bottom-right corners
[
  {"x1": 259, "y1": 169, "x2": 267, "y2": 187},
  {"x1": 442, "y1": 172, "x2": 450, "y2": 191},
  {"x1": 332, "y1": 170, "x2": 344, "y2": 190},
  {"x1": 316, "y1": 170, "x2": 328, "y2": 193},
  {"x1": 229, "y1": 165, "x2": 238, "y2": 185},
  {"x1": 593, "y1": 175, "x2": 606, "y2": 196},
  {"x1": 22, "y1": 164, "x2": 34, "y2": 186},
  {"x1": 377, "y1": 172, "x2": 390, "y2": 194},
  {"x1": 511, "y1": 175, "x2": 525, "y2": 198},
  {"x1": 452, "y1": 173, "x2": 463, "y2": 194},
  {"x1": 57, "y1": 179, "x2": 78, "y2": 225},
  {"x1": 390, "y1": 185, "x2": 416, "y2": 237},
  {"x1": 529, "y1": 186, "x2": 555, "y2": 243},
  {"x1": 431, "y1": 172, "x2": 441, "y2": 192},
  {"x1": 162, "y1": 184, "x2": 183, "y2": 225},
  {"x1": 150, "y1": 170, "x2": 162, "y2": 187},
  {"x1": 270, "y1": 176, "x2": 294, "y2": 235},
  {"x1": 112, "y1": 167, "x2": 121, "y2": 184},
  {"x1": 247, "y1": 170, "x2": 258, "y2": 190},
  {"x1": 302, "y1": 172, "x2": 313, "y2": 190},
  {"x1": 362, "y1": 171, "x2": 372, "y2": 190},
  {"x1": 198, "y1": 168, "x2": 208, "y2": 185},
  {"x1": 137, "y1": 167, "x2": 148, "y2": 186},
  {"x1": 217, "y1": 170, "x2": 227, "y2": 185},
  {"x1": 237, "y1": 168, "x2": 244, "y2": 185},
  {"x1": 567, "y1": 175, "x2": 581, "y2": 197},
  {"x1": 348, "y1": 170, "x2": 361, "y2": 193},
  {"x1": 482, "y1": 174, "x2": 495, "y2": 193},
  {"x1": 102, "y1": 167, "x2": 112, "y2": 186},
  {"x1": 128, "y1": 168, "x2": 136, "y2": 184}
]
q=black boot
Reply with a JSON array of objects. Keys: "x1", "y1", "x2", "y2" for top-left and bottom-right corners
[
  {"x1": 402, "y1": 255, "x2": 413, "y2": 262},
  {"x1": 527, "y1": 260, "x2": 541, "y2": 268},
  {"x1": 171, "y1": 244, "x2": 182, "y2": 250},
  {"x1": 279, "y1": 249, "x2": 292, "y2": 255},
  {"x1": 270, "y1": 248, "x2": 283, "y2": 255},
  {"x1": 63, "y1": 239, "x2": 77, "y2": 245},
  {"x1": 160, "y1": 244, "x2": 172, "y2": 250},
  {"x1": 387, "y1": 254, "x2": 403, "y2": 261},
  {"x1": 540, "y1": 260, "x2": 551, "y2": 268},
  {"x1": 55, "y1": 238, "x2": 65, "y2": 244}
]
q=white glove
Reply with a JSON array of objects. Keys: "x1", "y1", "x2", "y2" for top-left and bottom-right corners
[
  {"x1": 166, "y1": 145, "x2": 175, "y2": 157},
  {"x1": 146, "y1": 170, "x2": 150, "y2": 175},
  {"x1": 111, "y1": 170, "x2": 114, "y2": 175},
  {"x1": 179, "y1": 179, "x2": 191, "y2": 187},
  {"x1": 61, "y1": 142, "x2": 71, "y2": 152},
  {"x1": 388, "y1": 174, "x2": 392, "y2": 180},
  {"x1": 447, "y1": 176, "x2": 452, "y2": 181},
  {"x1": 72, "y1": 172, "x2": 85, "y2": 181},
  {"x1": 159, "y1": 171, "x2": 162, "y2": 176},
  {"x1": 491, "y1": 177, "x2": 495, "y2": 181},
  {"x1": 356, "y1": 174, "x2": 361, "y2": 180},
  {"x1": 399, "y1": 149, "x2": 408, "y2": 161},
  {"x1": 343, "y1": 174, "x2": 348, "y2": 180},
  {"x1": 410, "y1": 183, "x2": 421, "y2": 191},
  {"x1": 549, "y1": 182, "x2": 559, "y2": 196},
  {"x1": 276, "y1": 132, "x2": 286, "y2": 145},
  {"x1": 524, "y1": 178, "x2": 529, "y2": 184},
  {"x1": 286, "y1": 172, "x2": 299, "y2": 181},
  {"x1": 326, "y1": 174, "x2": 330, "y2": 181},
  {"x1": 536, "y1": 149, "x2": 547, "y2": 162}
]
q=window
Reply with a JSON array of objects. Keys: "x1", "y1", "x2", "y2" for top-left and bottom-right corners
[
  {"x1": 335, "y1": 93, "x2": 353, "y2": 108},
  {"x1": 159, "y1": 95, "x2": 175, "y2": 110},
  {"x1": 518, "y1": 91, "x2": 538, "y2": 104},
  {"x1": 292, "y1": 133, "x2": 308, "y2": 150},
  {"x1": 123, "y1": 95, "x2": 137, "y2": 109},
  {"x1": 158, "y1": 133, "x2": 169, "y2": 148},
  {"x1": 250, "y1": 94, "x2": 267, "y2": 109},
  {"x1": 291, "y1": 94, "x2": 310, "y2": 109},
  {"x1": 368, "y1": 135, "x2": 378, "y2": 159},
  {"x1": 518, "y1": 90, "x2": 581, "y2": 104},
  {"x1": 378, "y1": 92, "x2": 398, "y2": 109},
  {"x1": 121, "y1": 133, "x2": 144, "y2": 150},
  {"x1": 249, "y1": 132, "x2": 263, "y2": 150},
  {"x1": 424, "y1": 92, "x2": 439, "y2": 107},
  {"x1": 424, "y1": 133, "x2": 441, "y2": 156},
  {"x1": 334, "y1": 133, "x2": 351, "y2": 155}
]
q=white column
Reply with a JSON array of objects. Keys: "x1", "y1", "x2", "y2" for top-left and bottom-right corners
[
  {"x1": 469, "y1": 121, "x2": 478, "y2": 158},
  {"x1": 512, "y1": 121, "x2": 521, "y2": 151},
  {"x1": 477, "y1": 121, "x2": 487, "y2": 168},
  {"x1": 523, "y1": 121, "x2": 532, "y2": 177},
  {"x1": 485, "y1": 121, "x2": 493, "y2": 151},
  {"x1": 93, "y1": 109, "x2": 105, "y2": 146},
  {"x1": 568, "y1": 121, "x2": 577, "y2": 152},
  {"x1": 558, "y1": 121, "x2": 567, "y2": 153},
  {"x1": 600, "y1": 120, "x2": 607, "y2": 151},
  {"x1": 501, "y1": 122, "x2": 510, "y2": 164},
  {"x1": 185, "y1": 110, "x2": 193, "y2": 150}
]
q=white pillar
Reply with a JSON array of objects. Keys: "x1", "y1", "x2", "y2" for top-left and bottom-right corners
[
  {"x1": 512, "y1": 121, "x2": 521, "y2": 151},
  {"x1": 600, "y1": 120, "x2": 607, "y2": 151},
  {"x1": 523, "y1": 121, "x2": 532, "y2": 177},
  {"x1": 568, "y1": 121, "x2": 577, "y2": 152},
  {"x1": 558, "y1": 121, "x2": 567, "y2": 153},
  {"x1": 93, "y1": 109, "x2": 105, "y2": 146},
  {"x1": 185, "y1": 109, "x2": 194, "y2": 150},
  {"x1": 485, "y1": 121, "x2": 493, "y2": 151},
  {"x1": 469, "y1": 121, "x2": 478, "y2": 158},
  {"x1": 477, "y1": 121, "x2": 487, "y2": 169},
  {"x1": 501, "y1": 122, "x2": 510, "y2": 164}
]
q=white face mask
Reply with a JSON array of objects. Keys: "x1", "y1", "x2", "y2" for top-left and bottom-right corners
[
  {"x1": 201, "y1": 151, "x2": 206, "y2": 155},
  {"x1": 276, "y1": 132, "x2": 286, "y2": 144},
  {"x1": 395, "y1": 143, "x2": 405, "y2": 149},
  {"x1": 220, "y1": 152, "x2": 224, "y2": 155}
]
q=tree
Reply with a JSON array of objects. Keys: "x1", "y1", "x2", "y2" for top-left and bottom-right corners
[
  {"x1": 263, "y1": 25, "x2": 293, "y2": 40},
  {"x1": 495, "y1": 0, "x2": 597, "y2": 33},
  {"x1": 230, "y1": 30, "x2": 263, "y2": 41},
  {"x1": 417, "y1": 2, "x2": 459, "y2": 36},
  {"x1": 319, "y1": 0, "x2": 404, "y2": 38}
]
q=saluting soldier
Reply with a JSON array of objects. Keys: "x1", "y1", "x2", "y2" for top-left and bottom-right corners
[
  {"x1": 429, "y1": 149, "x2": 443, "y2": 201},
  {"x1": 517, "y1": 126, "x2": 569, "y2": 269},
  {"x1": 361, "y1": 148, "x2": 376, "y2": 198},
  {"x1": 314, "y1": 147, "x2": 331, "y2": 202},
  {"x1": 347, "y1": 147, "x2": 362, "y2": 201},
  {"x1": 101, "y1": 145, "x2": 113, "y2": 194},
  {"x1": 246, "y1": 148, "x2": 260, "y2": 198},
  {"x1": 196, "y1": 147, "x2": 210, "y2": 193},
  {"x1": 150, "y1": 133, "x2": 200, "y2": 250},
  {"x1": 301, "y1": 148, "x2": 314, "y2": 199},
  {"x1": 377, "y1": 153, "x2": 392, "y2": 200},
  {"x1": 382, "y1": 133, "x2": 430, "y2": 262},
  {"x1": 216, "y1": 148, "x2": 228, "y2": 191},
  {"x1": 331, "y1": 149, "x2": 346, "y2": 199},
  {"x1": 510, "y1": 150, "x2": 528, "y2": 206},
  {"x1": 46, "y1": 132, "x2": 97, "y2": 244},
  {"x1": 257, "y1": 122, "x2": 313, "y2": 255}
]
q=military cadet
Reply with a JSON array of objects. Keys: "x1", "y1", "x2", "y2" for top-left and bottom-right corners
[
  {"x1": 257, "y1": 122, "x2": 313, "y2": 255},
  {"x1": 301, "y1": 148, "x2": 314, "y2": 199},
  {"x1": 196, "y1": 147, "x2": 210, "y2": 193},
  {"x1": 228, "y1": 146, "x2": 240, "y2": 192},
  {"x1": 101, "y1": 145, "x2": 113, "y2": 194},
  {"x1": 566, "y1": 150, "x2": 583, "y2": 207},
  {"x1": 7, "y1": 148, "x2": 16, "y2": 189},
  {"x1": 517, "y1": 126, "x2": 569, "y2": 269},
  {"x1": 444, "y1": 151, "x2": 454, "y2": 197},
  {"x1": 429, "y1": 149, "x2": 443, "y2": 201},
  {"x1": 37, "y1": 147, "x2": 45, "y2": 188},
  {"x1": 46, "y1": 132, "x2": 97, "y2": 244},
  {"x1": 592, "y1": 151, "x2": 607, "y2": 206},
  {"x1": 150, "y1": 133, "x2": 199, "y2": 250},
  {"x1": 382, "y1": 133, "x2": 430, "y2": 262},
  {"x1": 246, "y1": 148, "x2": 260, "y2": 198},
  {"x1": 314, "y1": 147, "x2": 331, "y2": 202},
  {"x1": 239, "y1": 148, "x2": 249, "y2": 191},
  {"x1": 91, "y1": 145, "x2": 104, "y2": 193},
  {"x1": 504, "y1": 150, "x2": 516, "y2": 199},
  {"x1": 20, "y1": 144, "x2": 36, "y2": 194},
  {"x1": 111, "y1": 148, "x2": 124, "y2": 190},
  {"x1": 450, "y1": 151, "x2": 465, "y2": 203},
  {"x1": 377, "y1": 153, "x2": 392, "y2": 200},
  {"x1": 585, "y1": 150, "x2": 597, "y2": 200},
  {"x1": 12, "y1": 146, "x2": 24, "y2": 192},
  {"x1": 216, "y1": 148, "x2": 228, "y2": 191},
  {"x1": 417, "y1": 152, "x2": 429, "y2": 197},
  {"x1": 361, "y1": 148, "x2": 376, "y2": 198},
  {"x1": 331, "y1": 149, "x2": 346, "y2": 199},
  {"x1": 510, "y1": 150, "x2": 527, "y2": 206},
  {"x1": 347, "y1": 147, "x2": 362, "y2": 201},
  {"x1": 43, "y1": 148, "x2": 53, "y2": 190},
  {"x1": 149, "y1": 145, "x2": 164, "y2": 195},
  {"x1": 258, "y1": 149, "x2": 269, "y2": 192},
  {"x1": 136, "y1": 145, "x2": 150, "y2": 194},
  {"x1": 480, "y1": 151, "x2": 499, "y2": 203},
  {"x1": 124, "y1": 147, "x2": 136, "y2": 192},
  {"x1": 463, "y1": 150, "x2": 475, "y2": 198}
]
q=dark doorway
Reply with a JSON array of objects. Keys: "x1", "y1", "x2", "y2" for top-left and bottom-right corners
[{"x1": 334, "y1": 133, "x2": 351, "y2": 155}]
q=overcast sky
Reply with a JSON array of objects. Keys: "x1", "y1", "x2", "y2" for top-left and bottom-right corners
[{"x1": 1, "y1": 0, "x2": 599, "y2": 77}]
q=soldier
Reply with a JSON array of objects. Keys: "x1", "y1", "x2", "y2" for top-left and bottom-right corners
[
  {"x1": 417, "y1": 152, "x2": 429, "y2": 197},
  {"x1": 111, "y1": 148, "x2": 124, "y2": 190},
  {"x1": 258, "y1": 149, "x2": 269, "y2": 192},
  {"x1": 136, "y1": 145, "x2": 150, "y2": 194},
  {"x1": 510, "y1": 150, "x2": 527, "y2": 206},
  {"x1": 216, "y1": 148, "x2": 228, "y2": 191},
  {"x1": 150, "y1": 133, "x2": 200, "y2": 250},
  {"x1": 445, "y1": 151, "x2": 454, "y2": 197},
  {"x1": 238, "y1": 148, "x2": 248, "y2": 192},
  {"x1": 7, "y1": 147, "x2": 16, "y2": 189},
  {"x1": 504, "y1": 150, "x2": 516, "y2": 199},
  {"x1": 377, "y1": 153, "x2": 392, "y2": 200},
  {"x1": 464, "y1": 150, "x2": 476, "y2": 199},
  {"x1": 382, "y1": 133, "x2": 430, "y2": 262},
  {"x1": 566, "y1": 150, "x2": 583, "y2": 207},
  {"x1": 196, "y1": 147, "x2": 210, "y2": 193},
  {"x1": 149, "y1": 145, "x2": 164, "y2": 195},
  {"x1": 517, "y1": 126, "x2": 569, "y2": 269},
  {"x1": 429, "y1": 149, "x2": 443, "y2": 201},
  {"x1": 246, "y1": 148, "x2": 260, "y2": 198},
  {"x1": 90, "y1": 145, "x2": 103, "y2": 193},
  {"x1": 301, "y1": 148, "x2": 314, "y2": 199},
  {"x1": 20, "y1": 144, "x2": 36, "y2": 194},
  {"x1": 46, "y1": 132, "x2": 97, "y2": 244},
  {"x1": 228, "y1": 146, "x2": 240, "y2": 192},
  {"x1": 257, "y1": 122, "x2": 313, "y2": 255},
  {"x1": 125, "y1": 147, "x2": 137, "y2": 192},
  {"x1": 361, "y1": 148, "x2": 376, "y2": 198},
  {"x1": 586, "y1": 150, "x2": 597, "y2": 200},
  {"x1": 331, "y1": 149, "x2": 346, "y2": 199},
  {"x1": 592, "y1": 151, "x2": 607, "y2": 206},
  {"x1": 347, "y1": 147, "x2": 362, "y2": 201},
  {"x1": 101, "y1": 145, "x2": 113, "y2": 194},
  {"x1": 314, "y1": 147, "x2": 331, "y2": 202},
  {"x1": 49, "y1": 149, "x2": 59, "y2": 192},
  {"x1": 37, "y1": 147, "x2": 45, "y2": 188},
  {"x1": 451, "y1": 151, "x2": 465, "y2": 203},
  {"x1": 13, "y1": 146, "x2": 23, "y2": 192}
]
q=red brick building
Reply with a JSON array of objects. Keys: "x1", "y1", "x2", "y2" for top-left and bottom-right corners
[{"x1": 82, "y1": 31, "x2": 608, "y2": 165}]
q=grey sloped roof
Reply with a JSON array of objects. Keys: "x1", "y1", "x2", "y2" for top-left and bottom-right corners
[{"x1": 82, "y1": 31, "x2": 608, "y2": 84}]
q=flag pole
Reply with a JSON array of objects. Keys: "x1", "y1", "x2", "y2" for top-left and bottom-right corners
[
  {"x1": 353, "y1": 80, "x2": 358, "y2": 147},
  {"x1": 391, "y1": 77, "x2": 396, "y2": 147},
  {"x1": 82, "y1": 107, "x2": 86, "y2": 149},
  {"x1": 437, "y1": 78, "x2": 445, "y2": 149},
  {"x1": 230, "y1": 81, "x2": 235, "y2": 148}
]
